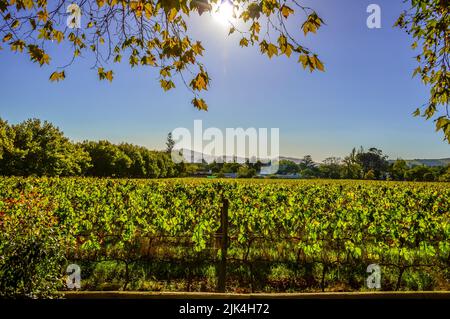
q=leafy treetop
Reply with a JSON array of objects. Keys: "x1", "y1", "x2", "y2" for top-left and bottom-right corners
[
  {"x1": 1, "y1": 1, "x2": 448, "y2": 143},
  {"x1": 0, "y1": 0, "x2": 325, "y2": 110},
  {"x1": 395, "y1": 0, "x2": 449, "y2": 142}
]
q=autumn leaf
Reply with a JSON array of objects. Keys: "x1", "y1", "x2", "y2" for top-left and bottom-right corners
[
  {"x1": 97, "y1": 67, "x2": 114, "y2": 82},
  {"x1": 160, "y1": 67, "x2": 171, "y2": 78},
  {"x1": 190, "y1": 71, "x2": 209, "y2": 91},
  {"x1": 27, "y1": 45, "x2": 50, "y2": 65},
  {"x1": 260, "y1": 41, "x2": 278, "y2": 58},
  {"x1": 10, "y1": 40, "x2": 26, "y2": 52},
  {"x1": 37, "y1": 10, "x2": 48, "y2": 22},
  {"x1": 11, "y1": 20, "x2": 20, "y2": 29},
  {"x1": 141, "y1": 55, "x2": 156, "y2": 66},
  {"x1": 144, "y1": 3, "x2": 153, "y2": 19},
  {"x1": 105, "y1": 70, "x2": 113, "y2": 82},
  {"x1": 192, "y1": 97, "x2": 208, "y2": 111},
  {"x1": 278, "y1": 35, "x2": 292, "y2": 57},
  {"x1": 311, "y1": 55, "x2": 324, "y2": 71},
  {"x1": 247, "y1": 3, "x2": 261, "y2": 20},
  {"x1": 281, "y1": 5, "x2": 294, "y2": 19},
  {"x1": 239, "y1": 37, "x2": 249, "y2": 47},
  {"x1": 49, "y1": 71, "x2": 65, "y2": 82},
  {"x1": 167, "y1": 8, "x2": 177, "y2": 22},
  {"x1": 268, "y1": 44, "x2": 278, "y2": 58},
  {"x1": 160, "y1": 79, "x2": 175, "y2": 91},
  {"x1": 250, "y1": 21, "x2": 260, "y2": 34},
  {"x1": 298, "y1": 54, "x2": 309, "y2": 70},
  {"x1": 52, "y1": 30, "x2": 64, "y2": 43},
  {"x1": 2, "y1": 33, "x2": 12, "y2": 42},
  {"x1": 192, "y1": 41, "x2": 204, "y2": 55},
  {"x1": 302, "y1": 12, "x2": 323, "y2": 35},
  {"x1": 435, "y1": 116, "x2": 449, "y2": 132}
]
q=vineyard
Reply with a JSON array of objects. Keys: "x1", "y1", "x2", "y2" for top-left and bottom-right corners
[{"x1": 0, "y1": 177, "x2": 449, "y2": 297}]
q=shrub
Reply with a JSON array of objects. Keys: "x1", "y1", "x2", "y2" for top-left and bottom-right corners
[
  {"x1": 364, "y1": 170, "x2": 376, "y2": 180},
  {"x1": 0, "y1": 192, "x2": 66, "y2": 298}
]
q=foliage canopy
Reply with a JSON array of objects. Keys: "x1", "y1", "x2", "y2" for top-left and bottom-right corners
[
  {"x1": 0, "y1": 0, "x2": 325, "y2": 110},
  {"x1": 395, "y1": 0, "x2": 450, "y2": 141},
  {"x1": 0, "y1": 1, "x2": 448, "y2": 139}
]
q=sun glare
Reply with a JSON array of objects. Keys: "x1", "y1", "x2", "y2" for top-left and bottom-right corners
[{"x1": 212, "y1": 0, "x2": 235, "y2": 26}]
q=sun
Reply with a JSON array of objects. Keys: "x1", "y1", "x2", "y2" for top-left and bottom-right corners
[{"x1": 212, "y1": 0, "x2": 235, "y2": 26}]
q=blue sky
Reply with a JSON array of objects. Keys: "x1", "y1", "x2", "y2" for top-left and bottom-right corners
[{"x1": 0, "y1": 0, "x2": 448, "y2": 161}]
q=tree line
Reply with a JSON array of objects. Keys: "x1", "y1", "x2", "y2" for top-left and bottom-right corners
[
  {"x1": 170, "y1": 142, "x2": 450, "y2": 182},
  {"x1": 0, "y1": 118, "x2": 177, "y2": 178},
  {"x1": 274, "y1": 148, "x2": 450, "y2": 182},
  {"x1": 1, "y1": 118, "x2": 448, "y2": 181}
]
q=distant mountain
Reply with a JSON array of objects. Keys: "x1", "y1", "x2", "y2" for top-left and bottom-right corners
[
  {"x1": 279, "y1": 156, "x2": 304, "y2": 164},
  {"x1": 388, "y1": 158, "x2": 450, "y2": 167},
  {"x1": 177, "y1": 149, "x2": 247, "y2": 163},
  {"x1": 281, "y1": 157, "x2": 450, "y2": 167},
  {"x1": 177, "y1": 149, "x2": 450, "y2": 167},
  {"x1": 177, "y1": 150, "x2": 315, "y2": 165}
]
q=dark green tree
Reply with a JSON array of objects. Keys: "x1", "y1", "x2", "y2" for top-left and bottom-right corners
[
  {"x1": 142, "y1": 150, "x2": 161, "y2": 178},
  {"x1": 319, "y1": 157, "x2": 342, "y2": 179},
  {"x1": 390, "y1": 159, "x2": 409, "y2": 180},
  {"x1": 237, "y1": 164, "x2": 256, "y2": 178},
  {"x1": 355, "y1": 147, "x2": 389, "y2": 180},
  {"x1": 166, "y1": 132, "x2": 175, "y2": 154},
  {"x1": 119, "y1": 143, "x2": 147, "y2": 177},
  {"x1": 0, "y1": 118, "x2": 14, "y2": 161},
  {"x1": 439, "y1": 164, "x2": 450, "y2": 181},
  {"x1": 278, "y1": 159, "x2": 298, "y2": 175},
  {"x1": 364, "y1": 169, "x2": 376, "y2": 180},
  {"x1": 299, "y1": 155, "x2": 315, "y2": 170},
  {"x1": 342, "y1": 148, "x2": 363, "y2": 179},
  {"x1": 0, "y1": 118, "x2": 90, "y2": 176},
  {"x1": 82, "y1": 140, "x2": 132, "y2": 177},
  {"x1": 405, "y1": 165, "x2": 435, "y2": 181},
  {"x1": 298, "y1": 155, "x2": 319, "y2": 178}
]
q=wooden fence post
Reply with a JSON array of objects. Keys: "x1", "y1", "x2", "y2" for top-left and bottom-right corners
[{"x1": 217, "y1": 197, "x2": 229, "y2": 292}]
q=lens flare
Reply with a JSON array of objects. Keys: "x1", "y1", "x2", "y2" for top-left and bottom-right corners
[{"x1": 212, "y1": 0, "x2": 234, "y2": 25}]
